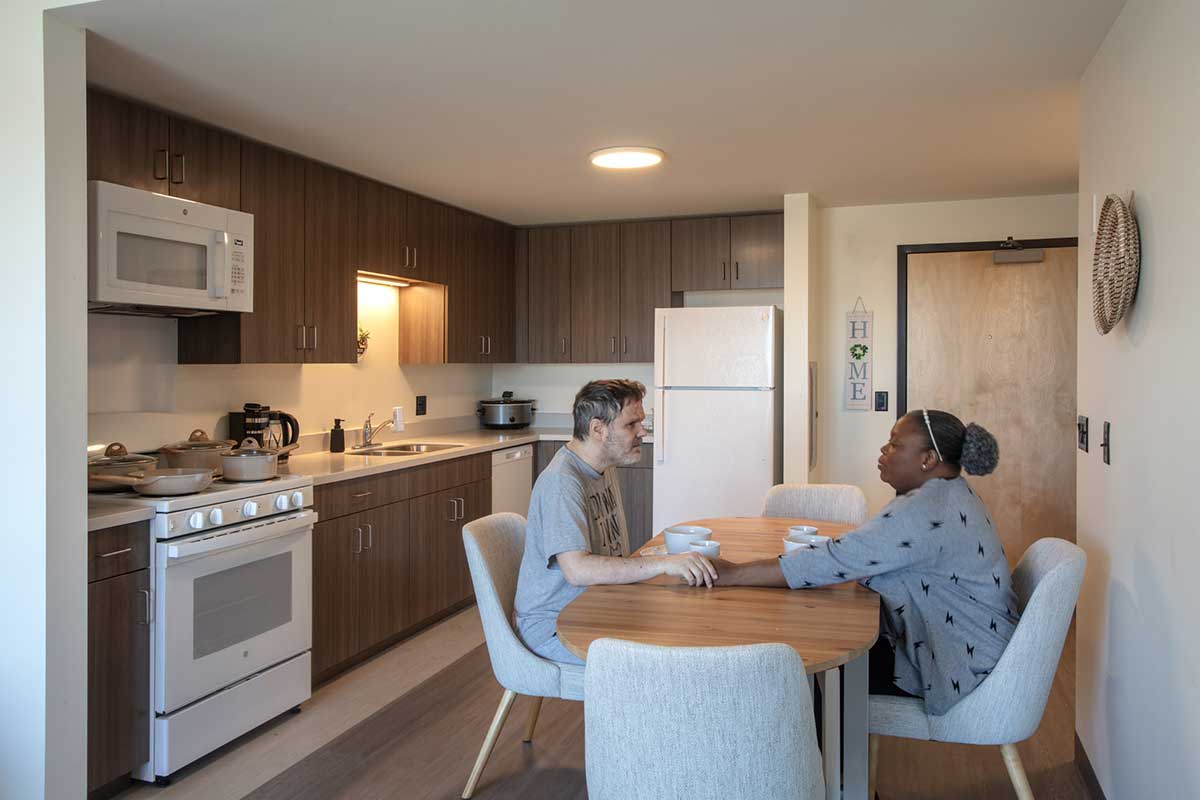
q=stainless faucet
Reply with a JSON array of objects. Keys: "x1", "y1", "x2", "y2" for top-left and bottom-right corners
[{"x1": 361, "y1": 412, "x2": 394, "y2": 447}]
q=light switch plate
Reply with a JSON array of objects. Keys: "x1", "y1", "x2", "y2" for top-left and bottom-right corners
[
  {"x1": 415, "y1": 395, "x2": 427, "y2": 416},
  {"x1": 1077, "y1": 415, "x2": 1088, "y2": 452},
  {"x1": 874, "y1": 391, "x2": 888, "y2": 412}
]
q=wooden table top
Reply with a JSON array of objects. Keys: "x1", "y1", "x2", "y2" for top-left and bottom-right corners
[{"x1": 556, "y1": 517, "x2": 881, "y2": 673}]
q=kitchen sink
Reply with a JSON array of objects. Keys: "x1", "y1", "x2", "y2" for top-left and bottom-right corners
[{"x1": 349, "y1": 442, "x2": 465, "y2": 456}]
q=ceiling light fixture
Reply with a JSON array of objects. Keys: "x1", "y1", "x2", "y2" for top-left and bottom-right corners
[
  {"x1": 589, "y1": 146, "x2": 665, "y2": 169},
  {"x1": 356, "y1": 270, "x2": 411, "y2": 288}
]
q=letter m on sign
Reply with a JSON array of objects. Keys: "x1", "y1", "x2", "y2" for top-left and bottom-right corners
[{"x1": 849, "y1": 361, "x2": 868, "y2": 381}]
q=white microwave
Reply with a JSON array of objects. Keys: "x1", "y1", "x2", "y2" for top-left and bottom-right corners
[{"x1": 89, "y1": 180, "x2": 253, "y2": 313}]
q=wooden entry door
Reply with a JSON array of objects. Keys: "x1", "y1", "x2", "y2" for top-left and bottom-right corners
[{"x1": 905, "y1": 246, "x2": 1077, "y2": 566}]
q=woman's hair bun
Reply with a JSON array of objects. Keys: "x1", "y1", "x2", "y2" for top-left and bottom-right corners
[{"x1": 960, "y1": 423, "x2": 999, "y2": 476}]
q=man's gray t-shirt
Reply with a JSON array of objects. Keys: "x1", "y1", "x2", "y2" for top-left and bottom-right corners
[{"x1": 514, "y1": 446, "x2": 629, "y2": 652}]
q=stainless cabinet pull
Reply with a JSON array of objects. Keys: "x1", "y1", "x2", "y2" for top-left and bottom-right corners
[
  {"x1": 446, "y1": 498, "x2": 457, "y2": 521},
  {"x1": 479, "y1": 335, "x2": 486, "y2": 355},
  {"x1": 154, "y1": 149, "x2": 169, "y2": 181},
  {"x1": 309, "y1": 325, "x2": 317, "y2": 351},
  {"x1": 486, "y1": 336, "x2": 492, "y2": 355},
  {"x1": 721, "y1": 261, "x2": 727, "y2": 281},
  {"x1": 623, "y1": 336, "x2": 628, "y2": 354},
  {"x1": 99, "y1": 547, "x2": 133, "y2": 559},
  {"x1": 610, "y1": 336, "x2": 616, "y2": 354},
  {"x1": 351, "y1": 490, "x2": 373, "y2": 499},
  {"x1": 297, "y1": 324, "x2": 307, "y2": 350},
  {"x1": 354, "y1": 526, "x2": 363, "y2": 554},
  {"x1": 170, "y1": 153, "x2": 186, "y2": 184},
  {"x1": 413, "y1": 247, "x2": 418, "y2": 268},
  {"x1": 139, "y1": 589, "x2": 152, "y2": 625},
  {"x1": 455, "y1": 497, "x2": 465, "y2": 520},
  {"x1": 364, "y1": 523, "x2": 374, "y2": 550},
  {"x1": 403, "y1": 245, "x2": 410, "y2": 268},
  {"x1": 735, "y1": 261, "x2": 740, "y2": 281},
  {"x1": 561, "y1": 337, "x2": 567, "y2": 355}
]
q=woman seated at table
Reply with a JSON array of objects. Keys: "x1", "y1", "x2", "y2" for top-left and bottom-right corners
[{"x1": 711, "y1": 409, "x2": 1019, "y2": 715}]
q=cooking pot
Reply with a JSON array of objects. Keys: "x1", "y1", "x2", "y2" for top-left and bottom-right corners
[
  {"x1": 91, "y1": 467, "x2": 215, "y2": 496},
  {"x1": 476, "y1": 394, "x2": 536, "y2": 429},
  {"x1": 88, "y1": 443, "x2": 159, "y2": 493},
  {"x1": 160, "y1": 429, "x2": 236, "y2": 473},
  {"x1": 220, "y1": 438, "x2": 299, "y2": 482}
]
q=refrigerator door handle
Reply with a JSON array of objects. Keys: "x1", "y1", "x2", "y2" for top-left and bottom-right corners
[{"x1": 655, "y1": 390, "x2": 666, "y2": 465}]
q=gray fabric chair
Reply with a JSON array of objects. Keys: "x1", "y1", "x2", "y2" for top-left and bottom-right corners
[
  {"x1": 584, "y1": 638, "x2": 825, "y2": 800},
  {"x1": 868, "y1": 537, "x2": 1086, "y2": 800},
  {"x1": 460, "y1": 512, "x2": 585, "y2": 799},
  {"x1": 763, "y1": 482, "x2": 869, "y2": 526}
]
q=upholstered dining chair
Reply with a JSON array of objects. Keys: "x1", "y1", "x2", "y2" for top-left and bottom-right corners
[
  {"x1": 763, "y1": 482, "x2": 869, "y2": 526},
  {"x1": 584, "y1": 638, "x2": 825, "y2": 800},
  {"x1": 868, "y1": 537, "x2": 1086, "y2": 800},
  {"x1": 459, "y1": 513, "x2": 585, "y2": 799}
]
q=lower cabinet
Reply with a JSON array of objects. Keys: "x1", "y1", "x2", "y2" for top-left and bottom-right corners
[
  {"x1": 312, "y1": 474, "x2": 491, "y2": 681},
  {"x1": 88, "y1": 564, "x2": 150, "y2": 793}
]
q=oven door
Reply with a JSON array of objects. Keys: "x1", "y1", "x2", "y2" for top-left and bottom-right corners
[{"x1": 155, "y1": 510, "x2": 313, "y2": 714}]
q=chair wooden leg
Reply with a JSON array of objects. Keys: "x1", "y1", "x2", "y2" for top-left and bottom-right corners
[
  {"x1": 1000, "y1": 743, "x2": 1034, "y2": 800},
  {"x1": 462, "y1": 689, "x2": 517, "y2": 799},
  {"x1": 868, "y1": 734, "x2": 880, "y2": 798},
  {"x1": 522, "y1": 696, "x2": 544, "y2": 743}
]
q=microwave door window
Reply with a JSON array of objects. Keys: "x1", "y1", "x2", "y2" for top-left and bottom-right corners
[{"x1": 117, "y1": 231, "x2": 208, "y2": 290}]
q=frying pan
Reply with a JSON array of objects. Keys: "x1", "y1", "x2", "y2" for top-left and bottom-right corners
[{"x1": 90, "y1": 467, "x2": 215, "y2": 496}]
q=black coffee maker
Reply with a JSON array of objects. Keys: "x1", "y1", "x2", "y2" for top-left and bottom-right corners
[{"x1": 228, "y1": 403, "x2": 300, "y2": 460}]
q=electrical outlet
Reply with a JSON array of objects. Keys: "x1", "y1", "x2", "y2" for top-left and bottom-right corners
[
  {"x1": 415, "y1": 395, "x2": 427, "y2": 416},
  {"x1": 874, "y1": 391, "x2": 888, "y2": 412},
  {"x1": 1077, "y1": 415, "x2": 1089, "y2": 452},
  {"x1": 1102, "y1": 421, "x2": 1111, "y2": 465}
]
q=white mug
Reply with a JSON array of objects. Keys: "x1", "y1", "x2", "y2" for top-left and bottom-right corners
[{"x1": 664, "y1": 525, "x2": 712, "y2": 554}]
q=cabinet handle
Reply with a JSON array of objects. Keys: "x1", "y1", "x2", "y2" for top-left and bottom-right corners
[
  {"x1": 170, "y1": 153, "x2": 186, "y2": 184},
  {"x1": 486, "y1": 336, "x2": 492, "y2": 356},
  {"x1": 735, "y1": 261, "x2": 740, "y2": 281},
  {"x1": 561, "y1": 337, "x2": 567, "y2": 355},
  {"x1": 622, "y1": 336, "x2": 628, "y2": 354},
  {"x1": 309, "y1": 325, "x2": 317, "y2": 351},
  {"x1": 446, "y1": 499, "x2": 457, "y2": 521},
  {"x1": 354, "y1": 526, "x2": 363, "y2": 554},
  {"x1": 721, "y1": 261, "x2": 727, "y2": 281},
  {"x1": 403, "y1": 245, "x2": 410, "y2": 268},
  {"x1": 363, "y1": 523, "x2": 374, "y2": 550},
  {"x1": 479, "y1": 335, "x2": 486, "y2": 355},
  {"x1": 351, "y1": 490, "x2": 373, "y2": 499},
  {"x1": 297, "y1": 324, "x2": 307, "y2": 350},
  {"x1": 413, "y1": 247, "x2": 418, "y2": 268},
  {"x1": 456, "y1": 497, "x2": 465, "y2": 521},
  {"x1": 139, "y1": 589, "x2": 152, "y2": 625},
  {"x1": 99, "y1": 547, "x2": 132, "y2": 559},
  {"x1": 153, "y1": 149, "x2": 169, "y2": 181}
]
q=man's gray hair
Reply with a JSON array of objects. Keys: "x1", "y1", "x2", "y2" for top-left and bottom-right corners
[{"x1": 572, "y1": 379, "x2": 646, "y2": 441}]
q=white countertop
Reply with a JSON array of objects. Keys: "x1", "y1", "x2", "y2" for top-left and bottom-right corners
[{"x1": 88, "y1": 497, "x2": 156, "y2": 532}]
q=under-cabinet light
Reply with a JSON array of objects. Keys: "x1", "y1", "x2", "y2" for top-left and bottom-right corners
[{"x1": 356, "y1": 270, "x2": 411, "y2": 288}]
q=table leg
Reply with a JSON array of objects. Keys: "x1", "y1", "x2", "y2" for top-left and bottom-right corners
[
  {"x1": 842, "y1": 654, "x2": 869, "y2": 800},
  {"x1": 818, "y1": 669, "x2": 841, "y2": 800}
]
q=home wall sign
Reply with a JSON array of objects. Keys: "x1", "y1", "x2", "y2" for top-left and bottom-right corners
[{"x1": 844, "y1": 297, "x2": 873, "y2": 411}]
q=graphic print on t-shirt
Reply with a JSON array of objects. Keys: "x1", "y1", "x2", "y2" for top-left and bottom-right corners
[{"x1": 585, "y1": 468, "x2": 630, "y2": 557}]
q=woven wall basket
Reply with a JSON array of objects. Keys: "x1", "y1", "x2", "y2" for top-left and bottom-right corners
[{"x1": 1092, "y1": 194, "x2": 1141, "y2": 334}]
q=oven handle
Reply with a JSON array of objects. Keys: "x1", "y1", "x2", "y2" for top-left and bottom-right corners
[{"x1": 165, "y1": 510, "x2": 316, "y2": 562}]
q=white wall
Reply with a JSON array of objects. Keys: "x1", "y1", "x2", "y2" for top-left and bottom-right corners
[
  {"x1": 782, "y1": 193, "x2": 814, "y2": 482},
  {"x1": 811, "y1": 194, "x2": 1077, "y2": 512},
  {"x1": 1076, "y1": 1, "x2": 1200, "y2": 796},
  {"x1": 88, "y1": 282, "x2": 493, "y2": 450},
  {"x1": 0, "y1": 6, "x2": 87, "y2": 797}
]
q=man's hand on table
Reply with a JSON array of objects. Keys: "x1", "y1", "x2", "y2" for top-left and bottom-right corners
[{"x1": 662, "y1": 553, "x2": 719, "y2": 587}]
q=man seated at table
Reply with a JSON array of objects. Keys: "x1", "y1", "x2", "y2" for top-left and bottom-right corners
[{"x1": 513, "y1": 378, "x2": 717, "y2": 665}]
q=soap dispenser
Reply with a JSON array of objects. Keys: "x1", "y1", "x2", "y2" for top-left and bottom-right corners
[{"x1": 330, "y1": 418, "x2": 345, "y2": 453}]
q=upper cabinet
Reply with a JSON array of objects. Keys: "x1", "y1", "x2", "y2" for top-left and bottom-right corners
[
  {"x1": 671, "y1": 213, "x2": 783, "y2": 291},
  {"x1": 405, "y1": 194, "x2": 453, "y2": 284},
  {"x1": 304, "y1": 162, "x2": 360, "y2": 363},
  {"x1": 619, "y1": 220, "x2": 672, "y2": 362},
  {"x1": 527, "y1": 227, "x2": 573, "y2": 363},
  {"x1": 166, "y1": 116, "x2": 241, "y2": 208},
  {"x1": 570, "y1": 223, "x2": 621, "y2": 363},
  {"x1": 446, "y1": 214, "x2": 515, "y2": 364},
  {"x1": 357, "y1": 178, "x2": 408, "y2": 277}
]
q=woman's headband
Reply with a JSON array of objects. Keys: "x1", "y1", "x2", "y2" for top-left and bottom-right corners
[{"x1": 922, "y1": 409, "x2": 944, "y2": 462}]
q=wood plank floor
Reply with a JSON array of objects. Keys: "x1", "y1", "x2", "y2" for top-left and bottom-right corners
[{"x1": 247, "y1": 627, "x2": 1088, "y2": 800}]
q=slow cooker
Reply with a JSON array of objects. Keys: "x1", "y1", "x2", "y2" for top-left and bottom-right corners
[{"x1": 477, "y1": 392, "x2": 536, "y2": 429}]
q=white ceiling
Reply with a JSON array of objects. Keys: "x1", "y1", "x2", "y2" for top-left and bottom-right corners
[{"x1": 58, "y1": 0, "x2": 1125, "y2": 225}]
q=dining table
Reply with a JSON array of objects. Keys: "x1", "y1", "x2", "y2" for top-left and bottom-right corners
[{"x1": 557, "y1": 516, "x2": 881, "y2": 800}]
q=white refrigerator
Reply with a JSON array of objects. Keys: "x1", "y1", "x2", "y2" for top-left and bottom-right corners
[{"x1": 652, "y1": 306, "x2": 783, "y2": 535}]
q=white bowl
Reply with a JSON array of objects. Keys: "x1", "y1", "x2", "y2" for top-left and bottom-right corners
[
  {"x1": 688, "y1": 540, "x2": 721, "y2": 558},
  {"x1": 783, "y1": 531, "x2": 831, "y2": 553},
  {"x1": 664, "y1": 525, "x2": 712, "y2": 554},
  {"x1": 788, "y1": 525, "x2": 820, "y2": 538}
]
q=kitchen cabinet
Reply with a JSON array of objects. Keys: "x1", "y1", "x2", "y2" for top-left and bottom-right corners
[
  {"x1": 670, "y1": 213, "x2": 783, "y2": 291},
  {"x1": 527, "y1": 227, "x2": 573, "y2": 363},
  {"x1": 730, "y1": 213, "x2": 784, "y2": 289},
  {"x1": 304, "y1": 161, "x2": 360, "y2": 363},
  {"x1": 409, "y1": 479, "x2": 490, "y2": 621},
  {"x1": 87, "y1": 522, "x2": 150, "y2": 795},
  {"x1": 312, "y1": 515, "x2": 362, "y2": 675},
  {"x1": 405, "y1": 193, "x2": 453, "y2": 284},
  {"x1": 571, "y1": 223, "x2": 621, "y2": 362},
  {"x1": 180, "y1": 141, "x2": 307, "y2": 363},
  {"x1": 619, "y1": 220, "x2": 672, "y2": 362},
  {"x1": 514, "y1": 230, "x2": 529, "y2": 362},
  {"x1": 357, "y1": 502, "x2": 414, "y2": 650},
  {"x1": 357, "y1": 178, "x2": 408, "y2": 278},
  {"x1": 166, "y1": 116, "x2": 241, "y2": 208}
]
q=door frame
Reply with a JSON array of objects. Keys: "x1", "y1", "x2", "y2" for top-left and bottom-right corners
[{"x1": 895, "y1": 237, "x2": 1079, "y2": 417}]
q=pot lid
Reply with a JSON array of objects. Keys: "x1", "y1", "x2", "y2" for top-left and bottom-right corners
[
  {"x1": 223, "y1": 438, "x2": 279, "y2": 457},
  {"x1": 88, "y1": 442, "x2": 157, "y2": 468},
  {"x1": 162, "y1": 429, "x2": 237, "y2": 452},
  {"x1": 479, "y1": 398, "x2": 535, "y2": 405}
]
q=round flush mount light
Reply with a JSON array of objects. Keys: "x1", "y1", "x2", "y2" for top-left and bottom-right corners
[{"x1": 589, "y1": 146, "x2": 665, "y2": 169}]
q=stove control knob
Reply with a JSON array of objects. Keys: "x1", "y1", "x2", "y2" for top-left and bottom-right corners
[
  {"x1": 242, "y1": 501, "x2": 259, "y2": 517},
  {"x1": 188, "y1": 511, "x2": 204, "y2": 530},
  {"x1": 209, "y1": 508, "x2": 224, "y2": 526},
  {"x1": 291, "y1": 491, "x2": 305, "y2": 508},
  {"x1": 275, "y1": 495, "x2": 289, "y2": 511}
]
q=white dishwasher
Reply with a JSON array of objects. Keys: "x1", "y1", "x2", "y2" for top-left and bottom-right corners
[{"x1": 491, "y1": 445, "x2": 534, "y2": 517}]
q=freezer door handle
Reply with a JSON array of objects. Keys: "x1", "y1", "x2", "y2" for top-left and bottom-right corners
[{"x1": 654, "y1": 390, "x2": 666, "y2": 465}]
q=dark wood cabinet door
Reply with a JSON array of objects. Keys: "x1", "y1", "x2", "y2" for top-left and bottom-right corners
[
  {"x1": 619, "y1": 220, "x2": 671, "y2": 362},
  {"x1": 87, "y1": 88, "x2": 169, "y2": 192},
  {"x1": 616, "y1": 466, "x2": 654, "y2": 552},
  {"x1": 357, "y1": 501, "x2": 412, "y2": 651},
  {"x1": 731, "y1": 213, "x2": 784, "y2": 289},
  {"x1": 535, "y1": 441, "x2": 566, "y2": 479},
  {"x1": 527, "y1": 227, "x2": 573, "y2": 362},
  {"x1": 670, "y1": 219, "x2": 692, "y2": 292},
  {"x1": 514, "y1": 229, "x2": 529, "y2": 363},
  {"x1": 304, "y1": 162, "x2": 359, "y2": 363},
  {"x1": 88, "y1": 569, "x2": 150, "y2": 792},
  {"x1": 408, "y1": 490, "x2": 461, "y2": 623},
  {"x1": 571, "y1": 224, "x2": 621, "y2": 363},
  {"x1": 690, "y1": 216, "x2": 731, "y2": 290},
  {"x1": 444, "y1": 208, "x2": 478, "y2": 364},
  {"x1": 452, "y1": 479, "x2": 491, "y2": 604},
  {"x1": 312, "y1": 517, "x2": 361, "y2": 675},
  {"x1": 357, "y1": 178, "x2": 407, "y2": 278},
  {"x1": 485, "y1": 222, "x2": 516, "y2": 363},
  {"x1": 406, "y1": 194, "x2": 452, "y2": 284},
  {"x1": 167, "y1": 116, "x2": 241, "y2": 208}
]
